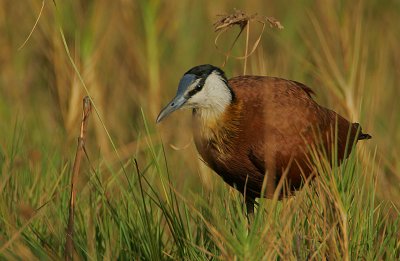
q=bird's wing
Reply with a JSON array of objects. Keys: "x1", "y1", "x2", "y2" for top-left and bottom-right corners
[
  {"x1": 227, "y1": 75, "x2": 362, "y2": 192},
  {"x1": 266, "y1": 79, "x2": 359, "y2": 164}
]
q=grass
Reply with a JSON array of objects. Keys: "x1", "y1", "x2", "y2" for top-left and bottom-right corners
[{"x1": 1, "y1": 0, "x2": 400, "y2": 259}]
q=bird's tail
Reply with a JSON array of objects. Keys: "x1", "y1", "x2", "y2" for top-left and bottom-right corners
[{"x1": 354, "y1": 123, "x2": 372, "y2": 140}]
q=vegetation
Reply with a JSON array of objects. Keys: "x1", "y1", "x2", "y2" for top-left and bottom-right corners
[{"x1": 1, "y1": 0, "x2": 399, "y2": 259}]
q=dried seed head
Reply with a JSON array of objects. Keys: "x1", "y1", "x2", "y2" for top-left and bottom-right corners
[{"x1": 214, "y1": 9, "x2": 284, "y2": 32}]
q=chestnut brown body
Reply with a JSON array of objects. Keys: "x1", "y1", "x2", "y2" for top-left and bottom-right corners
[{"x1": 192, "y1": 76, "x2": 370, "y2": 200}]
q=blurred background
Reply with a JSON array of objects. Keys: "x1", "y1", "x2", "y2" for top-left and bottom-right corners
[
  {"x1": 1, "y1": 0, "x2": 399, "y2": 212},
  {"x1": 0, "y1": 0, "x2": 400, "y2": 260}
]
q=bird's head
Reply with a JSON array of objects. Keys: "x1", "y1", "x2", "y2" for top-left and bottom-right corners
[{"x1": 156, "y1": 64, "x2": 234, "y2": 123}]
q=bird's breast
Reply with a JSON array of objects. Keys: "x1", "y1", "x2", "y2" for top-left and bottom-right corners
[{"x1": 192, "y1": 102, "x2": 243, "y2": 160}]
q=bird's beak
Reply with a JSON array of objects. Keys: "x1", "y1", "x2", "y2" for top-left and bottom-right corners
[
  {"x1": 156, "y1": 74, "x2": 196, "y2": 123},
  {"x1": 156, "y1": 94, "x2": 187, "y2": 123}
]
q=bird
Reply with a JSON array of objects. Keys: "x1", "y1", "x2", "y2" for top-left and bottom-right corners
[{"x1": 156, "y1": 64, "x2": 371, "y2": 212}]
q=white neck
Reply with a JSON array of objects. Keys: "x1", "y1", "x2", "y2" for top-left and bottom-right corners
[{"x1": 190, "y1": 72, "x2": 232, "y2": 122}]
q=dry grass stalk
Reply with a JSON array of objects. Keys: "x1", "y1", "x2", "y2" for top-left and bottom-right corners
[
  {"x1": 65, "y1": 96, "x2": 92, "y2": 260},
  {"x1": 17, "y1": 0, "x2": 45, "y2": 51},
  {"x1": 213, "y1": 9, "x2": 283, "y2": 72}
]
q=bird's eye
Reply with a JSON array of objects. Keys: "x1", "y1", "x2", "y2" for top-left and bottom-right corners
[{"x1": 187, "y1": 82, "x2": 203, "y2": 97}]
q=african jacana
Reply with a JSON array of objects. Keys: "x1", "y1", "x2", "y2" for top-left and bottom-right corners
[{"x1": 156, "y1": 64, "x2": 371, "y2": 212}]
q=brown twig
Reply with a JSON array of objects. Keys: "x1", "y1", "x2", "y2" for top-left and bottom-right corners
[{"x1": 65, "y1": 96, "x2": 92, "y2": 260}]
